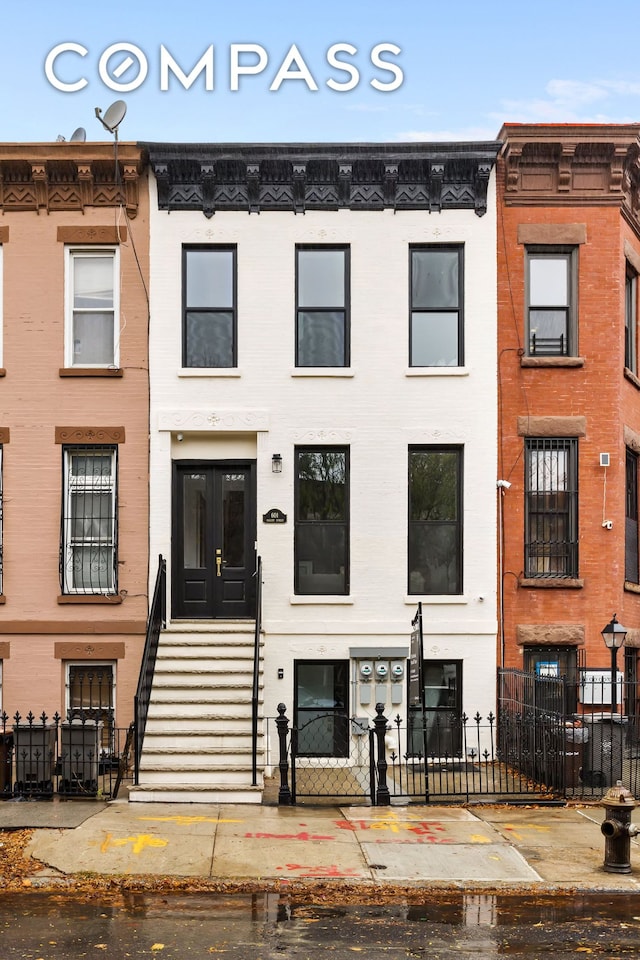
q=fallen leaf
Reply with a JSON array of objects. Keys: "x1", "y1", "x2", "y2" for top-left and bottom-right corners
[{"x1": 151, "y1": 945, "x2": 165, "y2": 952}]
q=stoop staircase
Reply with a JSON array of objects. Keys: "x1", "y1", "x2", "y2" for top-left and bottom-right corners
[{"x1": 129, "y1": 621, "x2": 265, "y2": 803}]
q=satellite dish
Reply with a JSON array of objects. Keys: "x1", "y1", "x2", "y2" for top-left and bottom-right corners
[
  {"x1": 95, "y1": 100, "x2": 127, "y2": 136},
  {"x1": 70, "y1": 126, "x2": 86, "y2": 143}
]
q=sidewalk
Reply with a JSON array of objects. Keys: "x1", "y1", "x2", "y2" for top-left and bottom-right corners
[{"x1": 4, "y1": 796, "x2": 640, "y2": 893}]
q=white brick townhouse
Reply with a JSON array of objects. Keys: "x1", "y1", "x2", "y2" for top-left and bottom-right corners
[{"x1": 134, "y1": 140, "x2": 500, "y2": 802}]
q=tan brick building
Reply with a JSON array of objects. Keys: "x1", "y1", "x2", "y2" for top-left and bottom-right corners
[
  {"x1": 0, "y1": 142, "x2": 149, "y2": 742},
  {"x1": 497, "y1": 124, "x2": 640, "y2": 695}
]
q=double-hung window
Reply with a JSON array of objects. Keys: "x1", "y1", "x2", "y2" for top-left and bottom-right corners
[
  {"x1": 626, "y1": 263, "x2": 638, "y2": 374},
  {"x1": 526, "y1": 248, "x2": 576, "y2": 357},
  {"x1": 0, "y1": 446, "x2": 3, "y2": 596},
  {"x1": 66, "y1": 248, "x2": 119, "y2": 367},
  {"x1": 408, "y1": 446, "x2": 463, "y2": 595},
  {"x1": 61, "y1": 446, "x2": 117, "y2": 595},
  {"x1": 626, "y1": 448, "x2": 639, "y2": 584},
  {"x1": 183, "y1": 246, "x2": 236, "y2": 368},
  {"x1": 295, "y1": 447, "x2": 349, "y2": 595},
  {"x1": 410, "y1": 246, "x2": 463, "y2": 367},
  {"x1": 296, "y1": 247, "x2": 349, "y2": 367},
  {"x1": 525, "y1": 438, "x2": 578, "y2": 578}
]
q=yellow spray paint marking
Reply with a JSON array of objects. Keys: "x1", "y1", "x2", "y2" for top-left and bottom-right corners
[
  {"x1": 100, "y1": 832, "x2": 169, "y2": 855},
  {"x1": 470, "y1": 834, "x2": 492, "y2": 844},
  {"x1": 503, "y1": 823, "x2": 552, "y2": 842},
  {"x1": 138, "y1": 816, "x2": 242, "y2": 826}
]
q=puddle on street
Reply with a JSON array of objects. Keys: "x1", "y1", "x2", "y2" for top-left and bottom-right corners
[{"x1": 1, "y1": 892, "x2": 640, "y2": 958}]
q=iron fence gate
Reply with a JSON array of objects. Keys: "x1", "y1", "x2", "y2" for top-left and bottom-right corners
[
  {"x1": 289, "y1": 712, "x2": 376, "y2": 803},
  {"x1": 277, "y1": 704, "x2": 564, "y2": 805}
]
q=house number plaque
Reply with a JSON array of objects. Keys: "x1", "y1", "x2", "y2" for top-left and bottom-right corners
[{"x1": 263, "y1": 508, "x2": 287, "y2": 524}]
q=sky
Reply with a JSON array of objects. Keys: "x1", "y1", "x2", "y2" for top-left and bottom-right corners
[{"x1": 1, "y1": 0, "x2": 639, "y2": 145}]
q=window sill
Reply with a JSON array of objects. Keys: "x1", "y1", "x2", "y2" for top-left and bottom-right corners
[
  {"x1": 59, "y1": 368, "x2": 123, "y2": 377},
  {"x1": 625, "y1": 580, "x2": 640, "y2": 594},
  {"x1": 0, "y1": 369, "x2": 6, "y2": 378},
  {"x1": 178, "y1": 369, "x2": 242, "y2": 378},
  {"x1": 57, "y1": 594, "x2": 123, "y2": 604},
  {"x1": 291, "y1": 369, "x2": 354, "y2": 378},
  {"x1": 519, "y1": 577, "x2": 584, "y2": 589},
  {"x1": 405, "y1": 367, "x2": 469, "y2": 377},
  {"x1": 404, "y1": 595, "x2": 467, "y2": 604},
  {"x1": 624, "y1": 367, "x2": 640, "y2": 390},
  {"x1": 520, "y1": 357, "x2": 585, "y2": 368},
  {"x1": 289, "y1": 595, "x2": 354, "y2": 605}
]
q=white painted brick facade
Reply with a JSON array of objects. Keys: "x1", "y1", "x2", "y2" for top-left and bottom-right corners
[{"x1": 148, "y1": 170, "x2": 498, "y2": 730}]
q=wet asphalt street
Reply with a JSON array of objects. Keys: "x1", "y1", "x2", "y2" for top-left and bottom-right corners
[{"x1": 1, "y1": 891, "x2": 640, "y2": 959}]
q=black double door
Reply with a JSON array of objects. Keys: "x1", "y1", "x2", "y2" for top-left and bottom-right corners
[{"x1": 172, "y1": 462, "x2": 256, "y2": 619}]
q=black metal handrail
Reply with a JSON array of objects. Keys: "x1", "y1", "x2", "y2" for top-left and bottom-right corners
[
  {"x1": 134, "y1": 554, "x2": 166, "y2": 784},
  {"x1": 251, "y1": 555, "x2": 263, "y2": 785}
]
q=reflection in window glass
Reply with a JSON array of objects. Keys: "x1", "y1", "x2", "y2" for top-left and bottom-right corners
[
  {"x1": 295, "y1": 448, "x2": 348, "y2": 595},
  {"x1": 296, "y1": 248, "x2": 348, "y2": 367},
  {"x1": 410, "y1": 247, "x2": 462, "y2": 366},
  {"x1": 408, "y1": 448, "x2": 462, "y2": 595},
  {"x1": 184, "y1": 247, "x2": 236, "y2": 367}
]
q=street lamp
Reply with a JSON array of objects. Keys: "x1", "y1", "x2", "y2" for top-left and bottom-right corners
[{"x1": 601, "y1": 614, "x2": 627, "y2": 715}]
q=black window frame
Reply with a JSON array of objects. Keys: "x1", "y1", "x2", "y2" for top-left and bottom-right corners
[
  {"x1": 295, "y1": 245, "x2": 350, "y2": 367},
  {"x1": 626, "y1": 447, "x2": 639, "y2": 584},
  {"x1": 525, "y1": 246, "x2": 577, "y2": 357},
  {"x1": 625, "y1": 262, "x2": 638, "y2": 374},
  {"x1": 294, "y1": 446, "x2": 349, "y2": 596},
  {"x1": 409, "y1": 245, "x2": 464, "y2": 368},
  {"x1": 525, "y1": 437, "x2": 578, "y2": 579},
  {"x1": 294, "y1": 659, "x2": 349, "y2": 758},
  {"x1": 182, "y1": 245, "x2": 237, "y2": 369},
  {"x1": 408, "y1": 445, "x2": 463, "y2": 596}
]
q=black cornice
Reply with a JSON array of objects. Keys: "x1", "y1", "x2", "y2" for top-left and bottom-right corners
[{"x1": 141, "y1": 142, "x2": 500, "y2": 218}]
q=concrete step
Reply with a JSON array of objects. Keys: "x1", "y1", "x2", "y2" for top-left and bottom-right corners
[
  {"x1": 150, "y1": 687, "x2": 263, "y2": 703},
  {"x1": 164, "y1": 621, "x2": 257, "y2": 635},
  {"x1": 155, "y1": 657, "x2": 256, "y2": 670},
  {"x1": 141, "y1": 737, "x2": 260, "y2": 770},
  {"x1": 137, "y1": 618, "x2": 265, "y2": 803},
  {"x1": 128, "y1": 782, "x2": 263, "y2": 804},
  {"x1": 141, "y1": 732, "x2": 262, "y2": 751},
  {"x1": 147, "y1": 698, "x2": 251, "y2": 716},
  {"x1": 157, "y1": 643, "x2": 253, "y2": 663},
  {"x1": 138, "y1": 765, "x2": 261, "y2": 786},
  {"x1": 152, "y1": 669, "x2": 257, "y2": 681}
]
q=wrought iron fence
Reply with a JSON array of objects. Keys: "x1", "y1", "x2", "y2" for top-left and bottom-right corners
[
  {"x1": 271, "y1": 690, "x2": 640, "y2": 805},
  {"x1": 499, "y1": 668, "x2": 640, "y2": 798},
  {"x1": 0, "y1": 711, "x2": 134, "y2": 800}
]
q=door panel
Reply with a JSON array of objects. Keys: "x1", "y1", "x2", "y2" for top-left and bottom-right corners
[{"x1": 173, "y1": 462, "x2": 256, "y2": 619}]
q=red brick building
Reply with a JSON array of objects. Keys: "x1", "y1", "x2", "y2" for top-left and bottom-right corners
[
  {"x1": 497, "y1": 124, "x2": 640, "y2": 700},
  {"x1": 0, "y1": 142, "x2": 149, "y2": 738}
]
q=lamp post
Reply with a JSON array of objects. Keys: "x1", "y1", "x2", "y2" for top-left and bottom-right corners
[{"x1": 601, "y1": 614, "x2": 627, "y2": 716}]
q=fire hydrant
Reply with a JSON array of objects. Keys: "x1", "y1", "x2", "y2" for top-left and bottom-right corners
[{"x1": 601, "y1": 781, "x2": 639, "y2": 873}]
